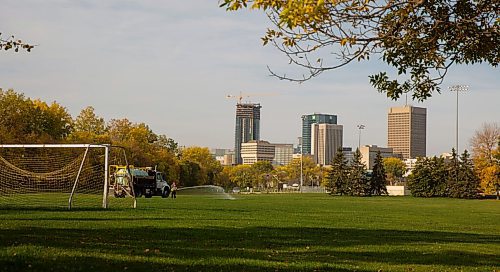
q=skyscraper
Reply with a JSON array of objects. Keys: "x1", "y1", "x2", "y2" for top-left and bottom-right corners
[
  {"x1": 234, "y1": 103, "x2": 262, "y2": 164},
  {"x1": 311, "y1": 123, "x2": 343, "y2": 165},
  {"x1": 387, "y1": 105, "x2": 427, "y2": 159},
  {"x1": 301, "y1": 113, "x2": 337, "y2": 155}
]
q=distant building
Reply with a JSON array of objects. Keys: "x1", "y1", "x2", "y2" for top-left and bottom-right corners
[
  {"x1": 234, "y1": 103, "x2": 262, "y2": 164},
  {"x1": 359, "y1": 145, "x2": 401, "y2": 170},
  {"x1": 211, "y1": 148, "x2": 234, "y2": 166},
  {"x1": 241, "y1": 140, "x2": 275, "y2": 165},
  {"x1": 211, "y1": 148, "x2": 232, "y2": 157},
  {"x1": 294, "y1": 137, "x2": 303, "y2": 154},
  {"x1": 301, "y1": 113, "x2": 337, "y2": 155},
  {"x1": 311, "y1": 123, "x2": 343, "y2": 166},
  {"x1": 272, "y1": 143, "x2": 294, "y2": 166},
  {"x1": 221, "y1": 153, "x2": 235, "y2": 166},
  {"x1": 342, "y1": 147, "x2": 354, "y2": 165},
  {"x1": 388, "y1": 105, "x2": 426, "y2": 159}
]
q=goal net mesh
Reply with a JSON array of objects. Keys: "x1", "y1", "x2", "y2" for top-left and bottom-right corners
[{"x1": 0, "y1": 145, "x2": 134, "y2": 209}]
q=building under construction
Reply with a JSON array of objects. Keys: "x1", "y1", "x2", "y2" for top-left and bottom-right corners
[{"x1": 234, "y1": 103, "x2": 261, "y2": 165}]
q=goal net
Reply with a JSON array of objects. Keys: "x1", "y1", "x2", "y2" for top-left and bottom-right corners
[{"x1": 0, "y1": 144, "x2": 135, "y2": 209}]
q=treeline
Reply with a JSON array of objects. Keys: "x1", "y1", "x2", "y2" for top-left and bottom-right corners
[
  {"x1": 218, "y1": 157, "x2": 327, "y2": 190},
  {"x1": 0, "y1": 89, "x2": 221, "y2": 187},
  {"x1": 327, "y1": 146, "x2": 499, "y2": 198},
  {"x1": 408, "y1": 150, "x2": 479, "y2": 198}
]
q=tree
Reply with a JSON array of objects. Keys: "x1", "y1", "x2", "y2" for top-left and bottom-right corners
[
  {"x1": 370, "y1": 151, "x2": 388, "y2": 196},
  {"x1": 471, "y1": 123, "x2": 500, "y2": 165},
  {"x1": 470, "y1": 123, "x2": 500, "y2": 195},
  {"x1": 180, "y1": 147, "x2": 223, "y2": 185},
  {"x1": 0, "y1": 33, "x2": 34, "y2": 52},
  {"x1": 349, "y1": 148, "x2": 370, "y2": 196},
  {"x1": 282, "y1": 156, "x2": 320, "y2": 186},
  {"x1": 226, "y1": 164, "x2": 254, "y2": 188},
  {"x1": 446, "y1": 148, "x2": 460, "y2": 197},
  {"x1": 249, "y1": 161, "x2": 274, "y2": 190},
  {"x1": 69, "y1": 106, "x2": 108, "y2": 143},
  {"x1": 0, "y1": 89, "x2": 72, "y2": 143},
  {"x1": 383, "y1": 157, "x2": 406, "y2": 185},
  {"x1": 327, "y1": 148, "x2": 349, "y2": 195},
  {"x1": 407, "y1": 156, "x2": 447, "y2": 197},
  {"x1": 448, "y1": 150, "x2": 480, "y2": 199},
  {"x1": 179, "y1": 160, "x2": 203, "y2": 187},
  {"x1": 154, "y1": 134, "x2": 179, "y2": 154},
  {"x1": 221, "y1": 0, "x2": 499, "y2": 101}
]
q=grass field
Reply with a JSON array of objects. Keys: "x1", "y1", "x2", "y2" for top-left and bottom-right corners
[{"x1": 0, "y1": 194, "x2": 499, "y2": 271}]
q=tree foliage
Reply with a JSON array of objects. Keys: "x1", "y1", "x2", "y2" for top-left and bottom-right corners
[
  {"x1": 383, "y1": 157, "x2": 406, "y2": 185},
  {"x1": 447, "y1": 150, "x2": 480, "y2": 198},
  {"x1": 470, "y1": 123, "x2": 500, "y2": 195},
  {"x1": 349, "y1": 148, "x2": 370, "y2": 196},
  {"x1": 180, "y1": 147, "x2": 223, "y2": 185},
  {"x1": 370, "y1": 151, "x2": 388, "y2": 196},
  {"x1": 0, "y1": 89, "x2": 72, "y2": 143},
  {"x1": 221, "y1": 0, "x2": 499, "y2": 101},
  {"x1": 0, "y1": 89, "x2": 181, "y2": 184},
  {"x1": 408, "y1": 156, "x2": 447, "y2": 197},
  {"x1": 327, "y1": 148, "x2": 350, "y2": 195},
  {"x1": 409, "y1": 150, "x2": 479, "y2": 198},
  {"x1": 0, "y1": 33, "x2": 34, "y2": 52},
  {"x1": 69, "y1": 106, "x2": 109, "y2": 143},
  {"x1": 328, "y1": 148, "x2": 383, "y2": 196}
]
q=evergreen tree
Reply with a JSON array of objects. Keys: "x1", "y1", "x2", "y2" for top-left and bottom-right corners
[
  {"x1": 370, "y1": 151, "x2": 388, "y2": 196},
  {"x1": 327, "y1": 148, "x2": 349, "y2": 195},
  {"x1": 446, "y1": 148, "x2": 460, "y2": 197},
  {"x1": 408, "y1": 157, "x2": 433, "y2": 197},
  {"x1": 408, "y1": 156, "x2": 447, "y2": 197},
  {"x1": 431, "y1": 156, "x2": 448, "y2": 197},
  {"x1": 448, "y1": 150, "x2": 480, "y2": 199},
  {"x1": 349, "y1": 148, "x2": 370, "y2": 196}
]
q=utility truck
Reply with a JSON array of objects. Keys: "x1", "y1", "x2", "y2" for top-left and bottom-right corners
[{"x1": 111, "y1": 166, "x2": 170, "y2": 198}]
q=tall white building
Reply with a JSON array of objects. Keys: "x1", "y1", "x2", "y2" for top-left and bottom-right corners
[{"x1": 311, "y1": 123, "x2": 343, "y2": 165}]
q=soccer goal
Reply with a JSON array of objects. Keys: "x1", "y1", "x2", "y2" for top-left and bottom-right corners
[{"x1": 0, "y1": 144, "x2": 136, "y2": 209}]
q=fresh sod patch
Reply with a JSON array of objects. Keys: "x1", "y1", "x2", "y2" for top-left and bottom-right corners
[{"x1": 0, "y1": 194, "x2": 499, "y2": 271}]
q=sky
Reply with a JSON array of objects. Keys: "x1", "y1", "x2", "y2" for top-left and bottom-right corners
[{"x1": 1, "y1": 0, "x2": 498, "y2": 156}]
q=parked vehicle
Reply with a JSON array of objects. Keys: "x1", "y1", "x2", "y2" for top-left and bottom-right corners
[{"x1": 111, "y1": 166, "x2": 170, "y2": 198}]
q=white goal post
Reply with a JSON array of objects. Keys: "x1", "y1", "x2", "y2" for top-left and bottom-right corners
[{"x1": 0, "y1": 144, "x2": 135, "y2": 209}]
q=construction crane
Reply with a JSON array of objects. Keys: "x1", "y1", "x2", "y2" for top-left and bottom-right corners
[{"x1": 225, "y1": 91, "x2": 278, "y2": 104}]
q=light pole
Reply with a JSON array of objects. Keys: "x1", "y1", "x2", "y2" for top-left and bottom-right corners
[
  {"x1": 357, "y1": 124, "x2": 365, "y2": 150},
  {"x1": 449, "y1": 85, "x2": 469, "y2": 153},
  {"x1": 300, "y1": 140, "x2": 303, "y2": 193}
]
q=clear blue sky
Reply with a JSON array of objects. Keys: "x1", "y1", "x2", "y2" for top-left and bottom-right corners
[{"x1": 1, "y1": 1, "x2": 498, "y2": 156}]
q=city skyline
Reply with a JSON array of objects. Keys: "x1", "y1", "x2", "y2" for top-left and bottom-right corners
[{"x1": 0, "y1": 1, "x2": 498, "y2": 156}]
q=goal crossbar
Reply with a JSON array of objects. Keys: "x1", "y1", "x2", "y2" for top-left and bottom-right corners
[{"x1": 0, "y1": 144, "x2": 109, "y2": 148}]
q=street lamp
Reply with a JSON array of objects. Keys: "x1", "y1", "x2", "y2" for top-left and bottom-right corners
[
  {"x1": 357, "y1": 124, "x2": 365, "y2": 150},
  {"x1": 300, "y1": 140, "x2": 303, "y2": 193},
  {"x1": 449, "y1": 85, "x2": 469, "y2": 152}
]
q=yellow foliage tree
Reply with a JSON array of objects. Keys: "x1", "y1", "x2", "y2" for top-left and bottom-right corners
[{"x1": 470, "y1": 123, "x2": 500, "y2": 195}]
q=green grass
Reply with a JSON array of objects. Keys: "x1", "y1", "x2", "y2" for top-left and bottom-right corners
[{"x1": 0, "y1": 194, "x2": 499, "y2": 271}]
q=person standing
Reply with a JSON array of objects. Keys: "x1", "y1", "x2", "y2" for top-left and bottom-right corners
[{"x1": 171, "y1": 182, "x2": 177, "y2": 199}]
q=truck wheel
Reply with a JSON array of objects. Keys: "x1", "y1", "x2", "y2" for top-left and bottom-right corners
[
  {"x1": 145, "y1": 192, "x2": 152, "y2": 198},
  {"x1": 161, "y1": 187, "x2": 170, "y2": 198},
  {"x1": 135, "y1": 189, "x2": 142, "y2": 198}
]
